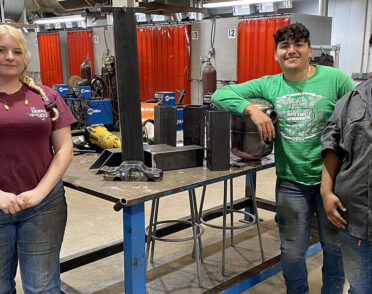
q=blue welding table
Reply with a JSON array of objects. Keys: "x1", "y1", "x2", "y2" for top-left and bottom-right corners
[{"x1": 62, "y1": 154, "x2": 320, "y2": 293}]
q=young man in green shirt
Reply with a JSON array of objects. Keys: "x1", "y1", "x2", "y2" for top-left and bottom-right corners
[{"x1": 212, "y1": 23, "x2": 354, "y2": 294}]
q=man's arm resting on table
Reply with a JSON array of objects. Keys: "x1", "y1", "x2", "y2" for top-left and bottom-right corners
[
  {"x1": 320, "y1": 149, "x2": 347, "y2": 229},
  {"x1": 243, "y1": 104, "x2": 275, "y2": 142}
]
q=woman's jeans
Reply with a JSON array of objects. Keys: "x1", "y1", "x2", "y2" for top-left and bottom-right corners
[
  {"x1": 276, "y1": 179, "x2": 345, "y2": 294},
  {"x1": 339, "y1": 230, "x2": 372, "y2": 294},
  {"x1": 0, "y1": 181, "x2": 67, "y2": 294}
]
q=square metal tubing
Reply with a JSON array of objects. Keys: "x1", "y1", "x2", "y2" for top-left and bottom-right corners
[
  {"x1": 183, "y1": 105, "x2": 206, "y2": 147},
  {"x1": 144, "y1": 144, "x2": 203, "y2": 171},
  {"x1": 206, "y1": 110, "x2": 230, "y2": 171},
  {"x1": 154, "y1": 105, "x2": 177, "y2": 147}
]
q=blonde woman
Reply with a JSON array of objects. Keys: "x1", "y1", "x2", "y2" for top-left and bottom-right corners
[{"x1": 0, "y1": 25, "x2": 76, "y2": 293}]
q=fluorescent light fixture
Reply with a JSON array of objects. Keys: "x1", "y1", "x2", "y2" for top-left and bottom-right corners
[
  {"x1": 204, "y1": 0, "x2": 284, "y2": 8},
  {"x1": 34, "y1": 15, "x2": 85, "y2": 25}
]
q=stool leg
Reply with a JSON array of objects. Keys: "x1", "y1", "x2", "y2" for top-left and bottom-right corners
[
  {"x1": 188, "y1": 190, "x2": 202, "y2": 287},
  {"x1": 198, "y1": 185, "x2": 207, "y2": 221},
  {"x1": 150, "y1": 197, "x2": 160, "y2": 263},
  {"x1": 191, "y1": 188, "x2": 203, "y2": 263},
  {"x1": 230, "y1": 178, "x2": 234, "y2": 247},
  {"x1": 248, "y1": 172, "x2": 265, "y2": 262},
  {"x1": 222, "y1": 180, "x2": 228, "y2": 275},
  {"x1": 146, "y1": 198, "x2": 157, "y2": 269}
]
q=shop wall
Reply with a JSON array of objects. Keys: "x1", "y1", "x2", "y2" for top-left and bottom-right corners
[
  {"x1": 26, "y1": 31, "x2": 41, "y2": 84},
  {"x1": 190, "y1": 17, "x2": 239, "y2": 105},
  {"x1": 92, "y1": 26, "x2": 115, "y2": 75}
]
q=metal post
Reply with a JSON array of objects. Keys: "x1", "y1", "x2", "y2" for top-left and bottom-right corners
[{"x1": 112, "y1": 8, "x2": 144, "y2": 162}]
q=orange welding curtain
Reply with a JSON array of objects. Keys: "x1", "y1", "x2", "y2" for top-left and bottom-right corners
[
  {"x1": 37, "y1": 33, "x2": 63, "y2": 87},
  {"x1": 237, "y1": 17, "x2": 290, "y2": 83},
  {"x1": 66, "y1": 30, "x2": 94, "y2": 77},
  {"x1": 137, "y1": 25, "x2": 191, "y2": 104}
]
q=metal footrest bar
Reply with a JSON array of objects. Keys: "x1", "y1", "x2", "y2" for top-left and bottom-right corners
[
  {"x1": 146, "y1": 220, "x2": 204, "y2": 242},
  {"x1": 200, "y1": 210, "x2": 256, "y2": 230}
]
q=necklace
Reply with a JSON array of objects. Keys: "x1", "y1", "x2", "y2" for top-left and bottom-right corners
[
  {"x1": 0, "y1": 92, "x2": 29, "y2": 111},
  {"x1": 283, "y1": 65, "x2": 311, "y2": 95}
]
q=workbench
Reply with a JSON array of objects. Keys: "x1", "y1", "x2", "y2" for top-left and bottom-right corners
[{"x1": 62, "y1": 154, "x2": 277, "y2": 293}]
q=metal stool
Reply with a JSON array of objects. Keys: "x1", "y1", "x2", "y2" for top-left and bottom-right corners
[
  {"x1": 146, "y1": 188, "x2": 204, "y2": 287},
  {"x1": 199, "y1": 173, "x2": 265, "y2": 275}
]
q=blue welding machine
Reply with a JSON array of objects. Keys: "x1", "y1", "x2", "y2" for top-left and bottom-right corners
[
  {"x1": 152, "y1": 91, "x2": 183, "y2": 130},
  {"x1": 84, "y1": 99, "x2": 113, "y2": 126},
  {"x1": 78, "y1": 86, "x2": 92, "y2": 99},
  {"x1": 53, "y1": 84, "x2": 70, "y2": 98},
  {"x1": 153, "y1": 91, "x2": 176, "y2": 106}
]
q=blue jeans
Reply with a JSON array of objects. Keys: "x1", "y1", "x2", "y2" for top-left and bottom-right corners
[
  {"x1": 0, "y1": 181, "x2": 67, "y2": 294},
  {"x1": 276, "y1": 179, "x2": 345, "y2": 294},
  {"x1": 339, "y1": 231, "x2": 372, "y2": 294}
]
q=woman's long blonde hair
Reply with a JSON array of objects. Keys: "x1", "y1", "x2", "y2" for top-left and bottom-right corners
[{"x1": 0, "y1": 24, "x2": 58, "y2": 120}]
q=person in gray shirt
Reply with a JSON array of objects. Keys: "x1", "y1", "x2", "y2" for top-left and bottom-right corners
[{"x1": 320, "y1": 79, "x2": 372, "y2": 294}]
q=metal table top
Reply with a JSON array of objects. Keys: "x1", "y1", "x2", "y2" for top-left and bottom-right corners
[{"x1": 63, "y1": 153, "x2": 275, "y2": 207}]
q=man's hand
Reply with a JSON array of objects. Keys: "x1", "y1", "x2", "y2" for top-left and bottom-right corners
[
  {"x1": 16, "y1": 188, "x2": 47, "y2": 210},
  {"x1": 322, "y1": 192, "x2": 347, "y2": 229},
  {"x1": 0, "y1": 191, "x2": 22, "y2": 214},
  {"x1": 243, "y1": 104, "x2": 275, "y2": 141}
]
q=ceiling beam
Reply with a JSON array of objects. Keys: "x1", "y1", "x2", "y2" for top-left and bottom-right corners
[{"x1": 0, "y1": 23, "x2": 38, "y2": 29}]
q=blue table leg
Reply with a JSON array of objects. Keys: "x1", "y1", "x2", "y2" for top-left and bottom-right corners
[
  {"x1": 123, "y1": 203, "x2": 146, "y2": 294},
  {"x1": 245, "y1": 171, "x2": 256, "y2": 218}
]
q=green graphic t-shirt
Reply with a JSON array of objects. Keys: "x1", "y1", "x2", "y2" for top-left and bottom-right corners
[{"x1": 212, "y1": 65, "x2": 354, "y2": 185}]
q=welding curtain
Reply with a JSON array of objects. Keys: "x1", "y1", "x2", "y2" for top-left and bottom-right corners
[
  {"x1": 137, "y1": 25, "x2": 191, "y2": 104},
  {"x1": 37, "y1": 33, "x2": 63, "y2": 87},
  {"x1": 67, "y1": 30, "x2": 95, "y2": 77},
  {"x1": 237, "y1": 17, "x2": 290, "y2": 83}
]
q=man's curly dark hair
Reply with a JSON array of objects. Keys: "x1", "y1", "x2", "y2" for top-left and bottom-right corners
[{"x1": 273, "y1": 23, "x2": 311, "y2": 49}]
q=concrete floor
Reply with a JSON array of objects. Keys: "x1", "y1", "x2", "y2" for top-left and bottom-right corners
[{"x1": 15, "y1": 166, "x2": 350, "y2": 293}]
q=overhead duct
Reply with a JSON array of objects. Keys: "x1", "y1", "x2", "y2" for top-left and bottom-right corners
[
  {"x1": 24, "y1": 0, "x2": 106, "y2": 14},
  {"x1": 24, "y1": 0, "x2": 65, "y2": 13},
  {"x1": 3, "y1": 0, "x2": 25, "y2": 21},
  {"x1": 57, "y1": 0, "x2": 94, "y2": 11}
]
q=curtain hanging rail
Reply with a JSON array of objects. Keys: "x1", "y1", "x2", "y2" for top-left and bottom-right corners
[
  {"x1": 239, "y1": 13, "x2": 290, "y2": 21},
  {"x1": 137, "y1": 21, "x2": 193, "y2": 28}
]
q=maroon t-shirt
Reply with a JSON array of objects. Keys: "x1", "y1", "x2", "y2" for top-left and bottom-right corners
[{"x1": 0, "y1": 84, "x2": 76, "y2": 194}]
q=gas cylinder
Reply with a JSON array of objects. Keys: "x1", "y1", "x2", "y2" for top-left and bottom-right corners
[
  {"x1": 202, "y1": 59, "x2": 217, "y2": 96},
  {"x1": 80, "y1": 57, "x2": 92, "y2": 80}
]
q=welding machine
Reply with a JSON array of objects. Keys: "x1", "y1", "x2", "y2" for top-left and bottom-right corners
[
  {"x1": 84, "y1": 99, "x2": 113, "y2": 126},
  {"x1": 78, "y1": 86, "x2": 92, "y2": 99},
  {"x1": 153, "y1": 91, "x2": 176, "y2": 105},
  {"x1": 141, "y1": 91, "x2": 184, "y2": 130},
  {"x1": 53, "y1": 84, "x2": 70, "y2": 98}
]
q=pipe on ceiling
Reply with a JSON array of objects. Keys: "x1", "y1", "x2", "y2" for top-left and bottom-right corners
[{"x1": 318, "y1": 0, "x2": 328, "y2": 16}]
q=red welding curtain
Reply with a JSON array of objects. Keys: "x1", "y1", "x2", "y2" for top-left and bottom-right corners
[
  {"x1": 66, "y1": 30, "x2": 94, "y2": 77},
  {"x1": 37, "y1": 33, "x2": 63, "y2": 87},
  {"x1": 237, "y1": 17, "x2": 290, "y2": 83},
  {"x1": 137, "y1": 25, "x2": 191, "y2": 104}
]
